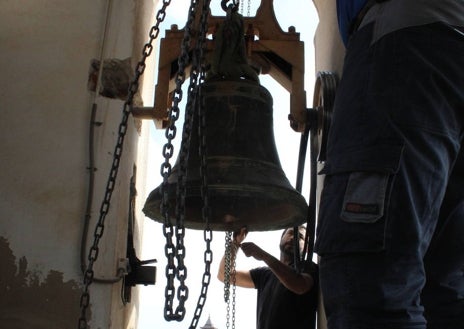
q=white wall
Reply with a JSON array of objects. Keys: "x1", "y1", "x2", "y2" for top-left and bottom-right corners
[{"x1": 0, "y1": 0, "x2": 157, "y2": 328}]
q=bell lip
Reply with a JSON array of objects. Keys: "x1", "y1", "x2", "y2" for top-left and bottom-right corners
[{"x1": 142, "y1": 184, "x2": 308, "y2": 232}]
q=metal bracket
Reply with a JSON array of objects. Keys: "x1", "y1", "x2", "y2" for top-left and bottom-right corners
[
  {"x1": 125, "y1": 256, "x2": 157, "y2": 287},
  {"x1": 132, "y1": 0, "x2": 308, "y2": 132},
  {"x1": 123, "y1": 255, "x2": 157, "y2": 303}
]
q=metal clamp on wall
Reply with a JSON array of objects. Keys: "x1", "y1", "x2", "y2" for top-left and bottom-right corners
[{"x1": 125, "y1": 255, "x2": 157, "y2": 287}]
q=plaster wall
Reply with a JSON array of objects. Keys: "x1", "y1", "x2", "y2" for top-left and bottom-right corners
[
  {"x1": 0, "y1": 0, "x2": 158, "y2": 328},
  {"x1": 313, "y1": 0, "x2": 345, "y2": 75}
]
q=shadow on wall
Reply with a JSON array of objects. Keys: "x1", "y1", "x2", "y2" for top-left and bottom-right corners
[{"x1": 0, "y1": 236, "x2": 86, "y2": 329}]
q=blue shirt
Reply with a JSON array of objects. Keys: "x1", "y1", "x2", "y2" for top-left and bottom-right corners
[{"x1": 337, "y1": 0, "x2": 369, "y2": 45}]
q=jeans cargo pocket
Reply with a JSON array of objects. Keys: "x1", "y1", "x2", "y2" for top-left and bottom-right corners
[
  {"x1": 315, "y1": 144, "x2": 403, "y2": 255},
  {"x1": 315, "y1": 170, "x2": 394, "y2": 255},
  {"x1": 341, "y1": 172, "x2": 388, "y2": 223}
]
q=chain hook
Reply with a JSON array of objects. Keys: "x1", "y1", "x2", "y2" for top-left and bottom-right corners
[{"x1": 221, "y1": 0, "x2": 240, "y2": 12}]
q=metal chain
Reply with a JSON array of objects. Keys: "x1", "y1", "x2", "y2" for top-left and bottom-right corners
[
  {"x1": 160, "y1": 0, "x2": 213, "y2": 323},
  {"x1": 161, "y1": 0, "x2": 198, "y2": 321},
  {"x1": 187, "y1": 0, "x2": 213, "y2": 327},
  {"x1": 222, "y1": 0, "x2": 240, "y2": 12},
  {"x1": 77, "y1": 1, "x2": 172, "y2": 328},
  {"x1": 231, "y1": 244, "x2": 237, "y2": 329},
  {"x1": 224, "y1": 232, "x2": 237, "y2": 329},
  {"x1": 238, "y1": 0, "x2": 251, "y2": 16},
  {"x1": 224, "y1": 233, "x2": 232, "y2": 329},
  {"x1": 224, "y1": 232, "x2": 232, "y2": 304}
]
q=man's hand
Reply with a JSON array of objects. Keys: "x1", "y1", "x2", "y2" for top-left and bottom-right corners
[
  {"x1": 218, "y1": 226, "x2": 255, "y2": 288},
  {"x1": 233, "y1": 226, "x2": 248, "y2": 246},
  {"x1": 240, "y1": 242, "x2": 267, "y2": 261}
]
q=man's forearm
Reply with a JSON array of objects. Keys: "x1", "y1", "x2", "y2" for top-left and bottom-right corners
[{"x1": 263, "y1": 254, "x2": 314, "y2": 295}]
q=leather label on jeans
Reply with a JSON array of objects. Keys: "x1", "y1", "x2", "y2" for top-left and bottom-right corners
[{"x1": 344, "y1": 202, "x2": 380, "y2": 215}]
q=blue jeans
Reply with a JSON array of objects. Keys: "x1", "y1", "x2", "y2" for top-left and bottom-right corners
[{"x1": 315, "y1": 22, "x2": 464, "y2": 329}]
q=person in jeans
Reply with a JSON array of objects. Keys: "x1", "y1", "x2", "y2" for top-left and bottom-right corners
[{"x1": 314, "y1": 1, "x2": 464, "y2": 328}]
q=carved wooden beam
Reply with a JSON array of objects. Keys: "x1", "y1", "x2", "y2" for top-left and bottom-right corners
[{"x1": 133, "y1": 0, "x2": 307, "y2": 132}]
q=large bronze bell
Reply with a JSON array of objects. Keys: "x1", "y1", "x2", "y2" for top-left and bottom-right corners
[{"x1": 143, "y1": 79, "x2": 308, "y2": 231}]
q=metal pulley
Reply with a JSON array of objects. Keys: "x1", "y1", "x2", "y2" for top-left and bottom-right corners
[
  {"x1": 310, "y1": 71, "x2": 338, "y2": 162},
  {"x1": 143, "y1": 79, "x2": 308, "y2": 232},
  {"x1": 294, "y1": 71, "x2": 338, "y2": 264}
]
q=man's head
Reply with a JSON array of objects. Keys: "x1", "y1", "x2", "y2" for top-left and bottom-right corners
[{"x1": 279, "y1": 225, "x2": 306, "y2": 257}]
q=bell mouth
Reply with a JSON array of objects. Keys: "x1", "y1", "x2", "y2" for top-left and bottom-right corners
[{"x1": 143, "y1": 182, "x2": 308, "y2": 232}]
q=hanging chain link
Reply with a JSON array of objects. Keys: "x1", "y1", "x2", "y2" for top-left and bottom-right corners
[
  {"x1": 224, "y1": 232, "x2": 237, "y2": 329},
  {"x1": 161, "y1": 0, "x2": 197, "y2": 321},
  {"x1": 232, "y1": 262, "x2": 236, "y2": 329},
  {"x1": 238, "y1": 0, "x2": 251, "y2": 16},
  {"x1": 222, "y1": 0, "x2": 240, "y2": 12},
  {"x1": 77, "y1": 1, "x2": 172, "y2": 329},
  {"x1": 224, "y1": 232, "x2": 232, "y2": 303},
  {"x1": 224, "y1": 233, "x2": 232, "y2": 329},
  {"x1": 188, "y1": 0, "x2": 213, "y2": 327},
  {"x1": 161, "y1": 0, "x2": 213, "y2": 324}
]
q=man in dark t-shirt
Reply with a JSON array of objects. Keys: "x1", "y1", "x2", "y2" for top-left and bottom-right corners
[{"x1": 218, "y1": 226, "x2": 318, "y2": 329}]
